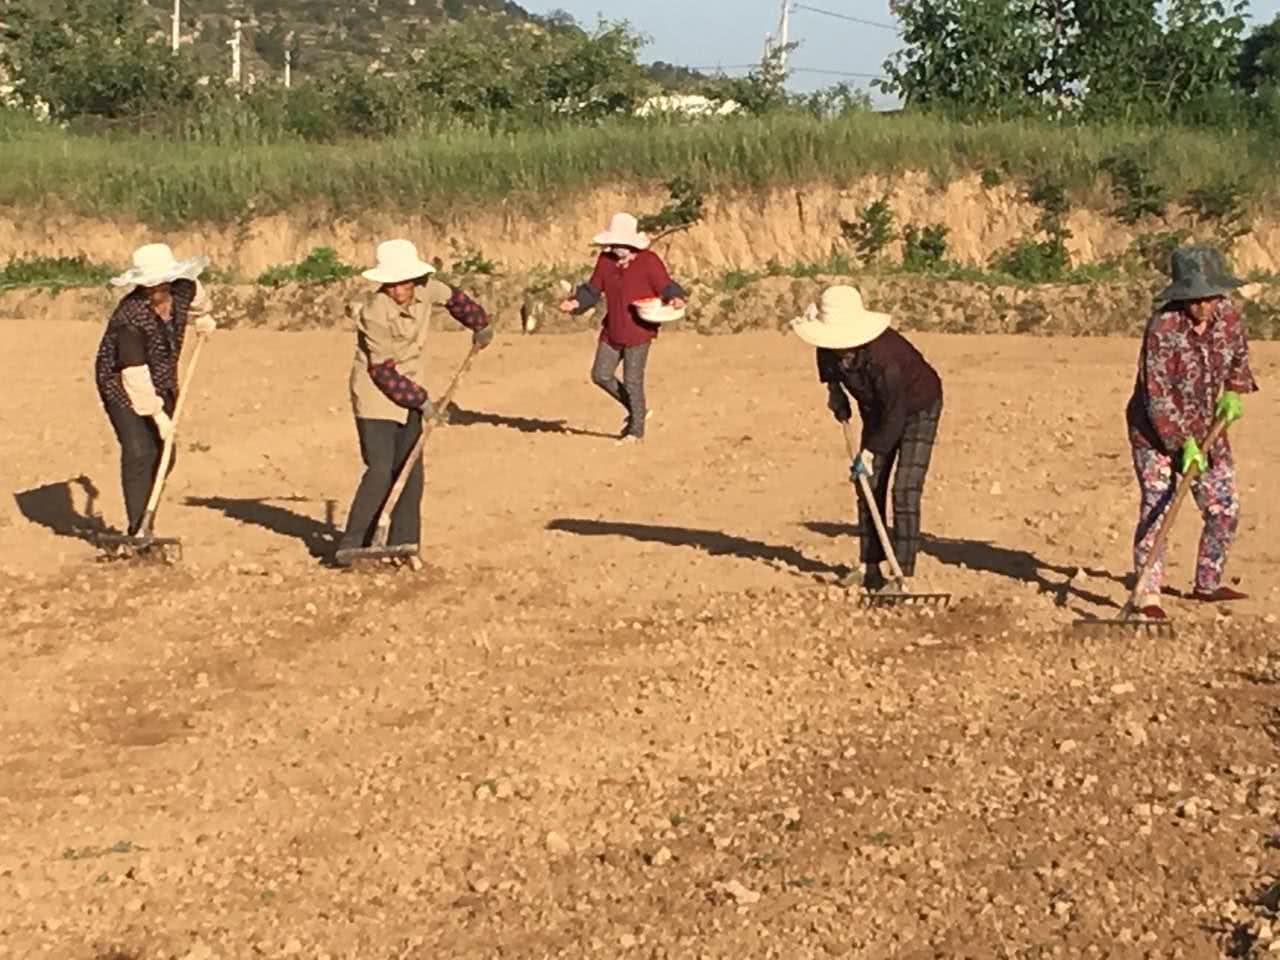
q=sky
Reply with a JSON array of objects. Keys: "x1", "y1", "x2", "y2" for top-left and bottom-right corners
[{"x1": 524, "y1": 0, "x2": 1280, "y2": 107}]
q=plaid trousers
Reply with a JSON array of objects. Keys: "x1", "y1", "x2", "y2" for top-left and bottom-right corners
[{"x1": 857, "y1": 399, "x2": 942, "y2": 576}]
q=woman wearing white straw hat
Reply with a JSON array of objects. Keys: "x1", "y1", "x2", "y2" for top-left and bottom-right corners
[
  {"x1": 792, "y1": 285, "x2": 943, "y2": 592},
  {"x1": 335, "y1": 239, "x2": 494, "y2": 562},
  {"x1": 94, "y1": 242, "x2": 216, "y2": 535},
  {"x1": 558, "y1": 212, "x2": 688, "y2": 444}
]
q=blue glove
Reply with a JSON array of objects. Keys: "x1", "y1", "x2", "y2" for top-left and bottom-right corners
[{"x1": 849, "y1": 450, "x2": 873, "y2": 481}]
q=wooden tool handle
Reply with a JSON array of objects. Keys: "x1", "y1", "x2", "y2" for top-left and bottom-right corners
[
  {"x1": 371, "y1": 342, "x2": 482, "y2": 548},
  {"x1": 841, "y1": 421, "x2": 907, "y2": 587},
  {"x1": 1126, "y1": 415, "x2": 1229, "y2": 610},
  {"x1": 139, "y1": 331, "x2": 209, "y2": 529}
]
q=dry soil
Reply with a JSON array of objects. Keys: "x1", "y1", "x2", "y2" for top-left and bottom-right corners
[{"x1": 1, "y1": 323, "x2": 1279, "y2": 959}]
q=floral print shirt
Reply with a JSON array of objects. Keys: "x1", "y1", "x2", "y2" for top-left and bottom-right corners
[{"x1": 1126, "y1": 298, "x2": 1258, "y2": 462}]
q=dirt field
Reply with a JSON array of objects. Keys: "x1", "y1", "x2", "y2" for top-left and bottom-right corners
[{"x1": 2, "y1": 322, "x2": 1279, "y2": 959}]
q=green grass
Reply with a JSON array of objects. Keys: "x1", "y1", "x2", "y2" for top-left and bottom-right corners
[
  {"x1": 255, "y1": 247, "x2": 358, "y2": 287},
  {"x1": 0, "y1": 254, "x2": 115, "y2": 291},
  {"x1": 3, "y1": 108, "x2": 1279, "y2": 226}
]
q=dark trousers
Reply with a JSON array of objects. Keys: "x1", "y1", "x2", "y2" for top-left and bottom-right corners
[
  {"x1": 858, "y1": 399, "x2": 942, "y2": 576},
  {"x1": 591, "y1": 340, "x2": 651, "y2": 437},
  {"x1": 339, "y1": 413, "x2": 424, "y2": 549},
  {"x1": 106, "y1": 401, "x2": 175, "y2": 535}
]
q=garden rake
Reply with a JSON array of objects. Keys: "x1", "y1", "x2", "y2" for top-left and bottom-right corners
[
  {"x1": 840, "y1": 422, "x2": 952, "y2": 609},
  {"x1": 95, "y1": 330, "x2": 210, "y2": 564},
  {"x1": 1073, "y1": 416, "x2": 1229, "y2": 637},
  {"x1": 334, "y1": 341, "x2": 482, "y2": 568}
]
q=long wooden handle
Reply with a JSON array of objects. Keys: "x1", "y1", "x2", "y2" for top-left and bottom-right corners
[
  {"x1": 841, "y1": 421, "x2": 907, "y2": 586},
  {"x1": 371, "y1": 342, "x2": 482, "y2": 547},
  {"x1": 140, "y1": 331, "x2": 208, "y2": 526},
  {"x1": 1126, "y1": 415, "x2": 1229, "y2": 610}
]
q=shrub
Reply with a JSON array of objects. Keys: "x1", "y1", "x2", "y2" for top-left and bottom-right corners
[
  {"x1": 1099, "y1": 148, "x2": 1168, "y2": 224},
  {"x1": 840, "y1": 196, "x2": 896, "y2": 264},
  {"x1": 0, "y1": 254, "x2": 114, "y2": 291},
  {"x1": 901, "y1": 224, "x2": 950, "y2": 272},
  {"x1": 1185, "y1": 176, "x2": 1250, "y2": 249},
  {"x1": 256, "y1": 247, "x2": 357, "y2": 287}
]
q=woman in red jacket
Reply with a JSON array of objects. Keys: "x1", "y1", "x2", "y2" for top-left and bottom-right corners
[{"x1": 559, "y1": 213, "x2": 688, "y2": 445}]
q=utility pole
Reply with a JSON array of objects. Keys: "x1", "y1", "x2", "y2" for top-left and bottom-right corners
[
  {"x1": 284, "y1": 48, "x2": 292, "y2": 89},
  {"x1": 171, "y1": 0, "x2": 180, "y2": 54},
  {"x1": 229, "y1": 19, "x2": 242, "y2": 84}
]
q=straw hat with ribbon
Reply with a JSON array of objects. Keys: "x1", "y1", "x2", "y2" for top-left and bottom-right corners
[
  {"x1": 361, "y1": 239, "x2": 437, "y2": 285},
  {"x1": 110, "y1": 243, "x2": 208, "y2": 289},
  {"x1": 1154, "y1": 243, "x2": 1244, "y2": 309},
  {"x1": 790, "y1": 285, "x2": 891, "y2": 349},
  {"x1": 592, "y1": 213, "x2": 651, "y2": 251}
]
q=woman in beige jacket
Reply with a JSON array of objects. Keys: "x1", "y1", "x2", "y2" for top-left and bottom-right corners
[{"x1": 335, "y1": 239, "x2": 493, "y2": 562}]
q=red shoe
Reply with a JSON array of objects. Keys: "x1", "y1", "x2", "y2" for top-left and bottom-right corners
[
  {"x1": 1191, "y1": 586, "x2": 1249, "y2": 603},
  {"x1": 1137, "y1": 604, "x2": 1168, "y2": 621}
]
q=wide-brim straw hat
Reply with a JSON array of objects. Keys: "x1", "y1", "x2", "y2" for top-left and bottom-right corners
[
  {"x1": 1154, "y1": 243, "x2": 1244, "y2": 308},
  {"x1": 790, "y1": 285, "x2": 891, "y2": 349},
  {"x1": 592, "y1": 212, "x2": 650, "y2": 251},
  {"x1": 633, "y1": 297, "x2": 685, "y2": 324},
  {"x1": 361, "y1": 239, "x2": 436, "y2": 284},
  {"x1": 110, "y1": 243, "x2": 208, "y2": 289}
]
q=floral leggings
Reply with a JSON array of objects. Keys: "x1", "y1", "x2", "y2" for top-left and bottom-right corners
[{"x1": 1132, "y1": 443, "x2": 1239, "y2": 596}]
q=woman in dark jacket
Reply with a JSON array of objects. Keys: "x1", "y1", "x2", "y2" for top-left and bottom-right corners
[
  {"x1": 94, "y1": 243, "x2": 215, "y2": 536},
  {"x1": 792, "y1": 285, "x2": 943, "y2": 591}
]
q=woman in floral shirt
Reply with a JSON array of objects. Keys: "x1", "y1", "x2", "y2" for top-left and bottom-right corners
[{"x1": 1125, "y1": 244, "x2": 1258, "y2": 620}]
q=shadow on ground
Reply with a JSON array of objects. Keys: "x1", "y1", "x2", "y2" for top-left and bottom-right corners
[
  {"x1": 547, "y1": 518, "x2": 840, "y2": 578},
  {"x1": 804, "y1": 522, "x2": 1122, "y2": 610},
  {"x1": 186, "y1": 496, "x2": 337, "y2": 558},
  {"x1": 13, "y1": 476, "x2": 110, "y2": 541},
  {"x1": 445, "y1": 404, "x2": 616, "y2": 439}
]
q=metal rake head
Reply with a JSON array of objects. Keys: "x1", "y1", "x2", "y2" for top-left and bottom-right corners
[
  {"x1": 860, "y1": 591, "x2": 953, "y2": 609},
  {"x1": 93, "y1": 532, "x2": 183, "y2": 565},
  {"x1": 1071, "y1": 615, "x2": 1174, "y2": 637}
]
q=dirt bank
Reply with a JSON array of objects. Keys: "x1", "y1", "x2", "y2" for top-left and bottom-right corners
[{"x1": 5, "y1": 172, "x2": 1280, "y2": 278}]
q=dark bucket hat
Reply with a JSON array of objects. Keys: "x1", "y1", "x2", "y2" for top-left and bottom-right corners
[{"x1": 1154, "y1": 243, "x2": 1244, "y2": 308}]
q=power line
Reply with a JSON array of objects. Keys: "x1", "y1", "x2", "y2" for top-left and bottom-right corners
[
  {"x1": 792, "y1": 66, "x2": 886, "y2": 80},
  {"x1": 792, "y1": 3, "x2": 901, "y2": 33}
]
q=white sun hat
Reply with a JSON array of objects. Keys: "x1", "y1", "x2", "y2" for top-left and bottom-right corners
[
  {"x1": 790, "y1": 285, "x2": 891, "y2": 349},
  {"x1": 110, "y1": 243, "x2": 208, "y2": 289},
  {"x1": 591, "y1": 212, "x2": 651, "y2": 250},
  {"x1": 633, "y1": 297, "x2": 686, "y2": 324},
  {"x1": 361, "y1": 239, "x2": 437, "y2": 284}
]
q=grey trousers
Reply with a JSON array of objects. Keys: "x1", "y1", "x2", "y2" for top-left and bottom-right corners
[
  {"x1": 591, "y1": 340, "x2": 650, "y2": 437},
  {"x1": 338, "y1": 413, "x2": 424, "y2": 549}
]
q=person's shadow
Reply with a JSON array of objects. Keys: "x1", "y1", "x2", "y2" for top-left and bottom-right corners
[
  {"x1": 444, "y1": 404, "x2": 616, "y2": 439},
  {"x1": 185, "y1": 496, "x2": 338, "y2": 558},
  {"x1": 803, "y1": 522, "x2": 1122, "y2": 610},
  {"x1": 13, "y1": 475, "x2": 111, "y2": 541},
  {"x1": 547, "y1": 518, "x2": 841, "y2": 579}
]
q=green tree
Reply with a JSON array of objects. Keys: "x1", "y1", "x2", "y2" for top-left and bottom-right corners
[
  {"x1": 1237, "y1": 13, "x2": 1280, "y2": 91},
  {"x1": 2, "y1": 0, "x2": 202, "y2": 119}
]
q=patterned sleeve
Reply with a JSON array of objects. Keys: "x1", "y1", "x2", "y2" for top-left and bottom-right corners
[
  {"x1": 1221, "y1": 302, "x2": 1259, "y2": 394},
  {"x1": 357, "y1": 303, "x2": 428, "y2": 410},
  {"x1": 443, "y1": 287, "x2": 490, "y2": 332},
  {"x1": 1142, "y1": 319, "x2": 1196, "y2": 451}
]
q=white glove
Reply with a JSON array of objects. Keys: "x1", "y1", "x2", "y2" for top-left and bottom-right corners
[
  {"x1": 151, "y1": 410, "x2": 174, "y2": 441},
  {"x1": 851, "y1": 449, "x2": 874, "y2": 480},
  {"x1": 194, "y1": 315, "x2": 217, "y2": 335}
]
